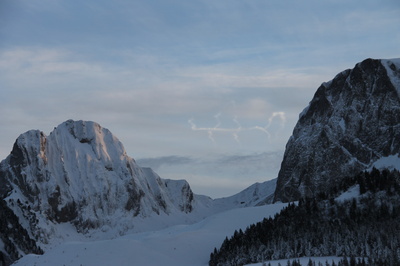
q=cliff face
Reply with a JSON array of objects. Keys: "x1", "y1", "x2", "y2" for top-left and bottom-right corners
[{"x1": 274, "y1": 58, "x2": 400, "y2": 202}]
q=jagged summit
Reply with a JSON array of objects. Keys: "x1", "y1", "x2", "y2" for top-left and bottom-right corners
[
  {"x1": 274, "y1": 58, "x2": 400, "y2": 202},
  {"x1": 51, "y1": 119, "x2": 128, "y2": 162}
]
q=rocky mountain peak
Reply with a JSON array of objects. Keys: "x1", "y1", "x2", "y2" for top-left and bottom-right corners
[
  {"x1": 53, "y1": 119, "x2": 127, "y2": 158},
  {"x1": 0, "y1": 120, "x2": 199, "y2": 244},
  {"x1": 274, "y1": 58, "x2": 400, "y2": 202}
]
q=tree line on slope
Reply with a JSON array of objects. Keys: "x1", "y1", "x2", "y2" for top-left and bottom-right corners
[
  {"x1": 261, "y1": 257, "x2": 368, "y2": 266},
  {"x1": 209, "y1": 169, "x2": 400, "y2": 266}
]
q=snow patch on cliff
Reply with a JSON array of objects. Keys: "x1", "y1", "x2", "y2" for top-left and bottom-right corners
[
  {"x1": 335, "y1": 185, "x2": 360, "y2": 202},
  {"x1": 382, "y1": 58, "x2": 400, "y2": 97},
  {"x1": 370, "y1": 154, "x2": 400, "y2": 171}
]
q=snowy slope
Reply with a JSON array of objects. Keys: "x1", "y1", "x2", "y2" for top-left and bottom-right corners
[
  {"x1": 13, "y1": 203, "x2": 288, "y2": 266},
  {"x1": 213, "y1": 178, "x2": 277, "y2": 210}
]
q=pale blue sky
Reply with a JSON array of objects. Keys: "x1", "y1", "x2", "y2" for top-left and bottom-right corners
[{"x1": 1, "y1": 0, "x2": 399, "y2": 197}]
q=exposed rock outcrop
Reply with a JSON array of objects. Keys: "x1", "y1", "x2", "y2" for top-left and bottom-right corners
[{"x1": 274, "y1": 58, "x2": 400, "y2": 202}]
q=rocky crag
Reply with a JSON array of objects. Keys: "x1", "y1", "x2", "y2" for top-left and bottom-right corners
[{"x1": 274, "y1": 58, "x2": 400, "y2": 202}]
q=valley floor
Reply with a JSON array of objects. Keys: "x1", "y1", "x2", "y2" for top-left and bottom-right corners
[{"x1": 14, "y1": 203, "x2": 287, "y2": 266}]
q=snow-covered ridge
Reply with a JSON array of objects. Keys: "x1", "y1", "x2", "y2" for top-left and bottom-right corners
[{"x1": 213, "y1": 178, "x2": 276, "y2": 209}]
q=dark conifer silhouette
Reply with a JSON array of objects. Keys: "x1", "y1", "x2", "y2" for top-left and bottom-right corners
[{"x1": 210, "y1": 169, "x2": 400, "y2": 266}]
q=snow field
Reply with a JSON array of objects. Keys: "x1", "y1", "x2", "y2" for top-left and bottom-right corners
[{"x1": 14, "y1": 203, "x2": 288, "y2": 266}]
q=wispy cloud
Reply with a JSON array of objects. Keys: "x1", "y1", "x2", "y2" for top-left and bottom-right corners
[{"x1": 188, "y1": 111, "x2": 286, "y2": 144}]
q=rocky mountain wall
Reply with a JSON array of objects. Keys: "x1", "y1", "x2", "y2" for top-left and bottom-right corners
[{"x1": 274, "y1": 58, "x2": 400, "y2": 202}]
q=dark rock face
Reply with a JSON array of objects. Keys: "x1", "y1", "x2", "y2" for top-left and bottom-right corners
[
  {"x1": 274, "y1": 58, "x2": 400, "y2": 202},
  {"x1": 0, "y1": 199, "x2": 43, "y2": 266}
]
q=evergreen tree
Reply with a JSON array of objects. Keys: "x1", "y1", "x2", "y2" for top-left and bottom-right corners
[{"x1": 209, "y1": 169, "x2": 400, "y2": 266}]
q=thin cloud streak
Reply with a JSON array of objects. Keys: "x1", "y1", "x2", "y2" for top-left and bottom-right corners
[{"x1": 188, "y1": 111, "x2": 286, "y2": 144}]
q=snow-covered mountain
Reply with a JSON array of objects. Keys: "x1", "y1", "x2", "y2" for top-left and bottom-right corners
[
  {"x1": 1, "y1": 120, "x2": 201, "y2": 227},
  {"x1": 213, "y1": 178, "x2": 276, "y2": 209},
  {"x1": 0, "y1": 119, "x2": 276, "y2": 265},
  {"x1": 274, "y1": 58, "x2": 400, "y2": 202}
]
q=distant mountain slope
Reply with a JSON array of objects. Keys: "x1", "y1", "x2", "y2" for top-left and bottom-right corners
[
  {"x1": 213, "y1": 178, "x2": 276, "y2": 210},
  {"x1": 274, "y1": 58, "x2": 400, "y2": 202}
]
